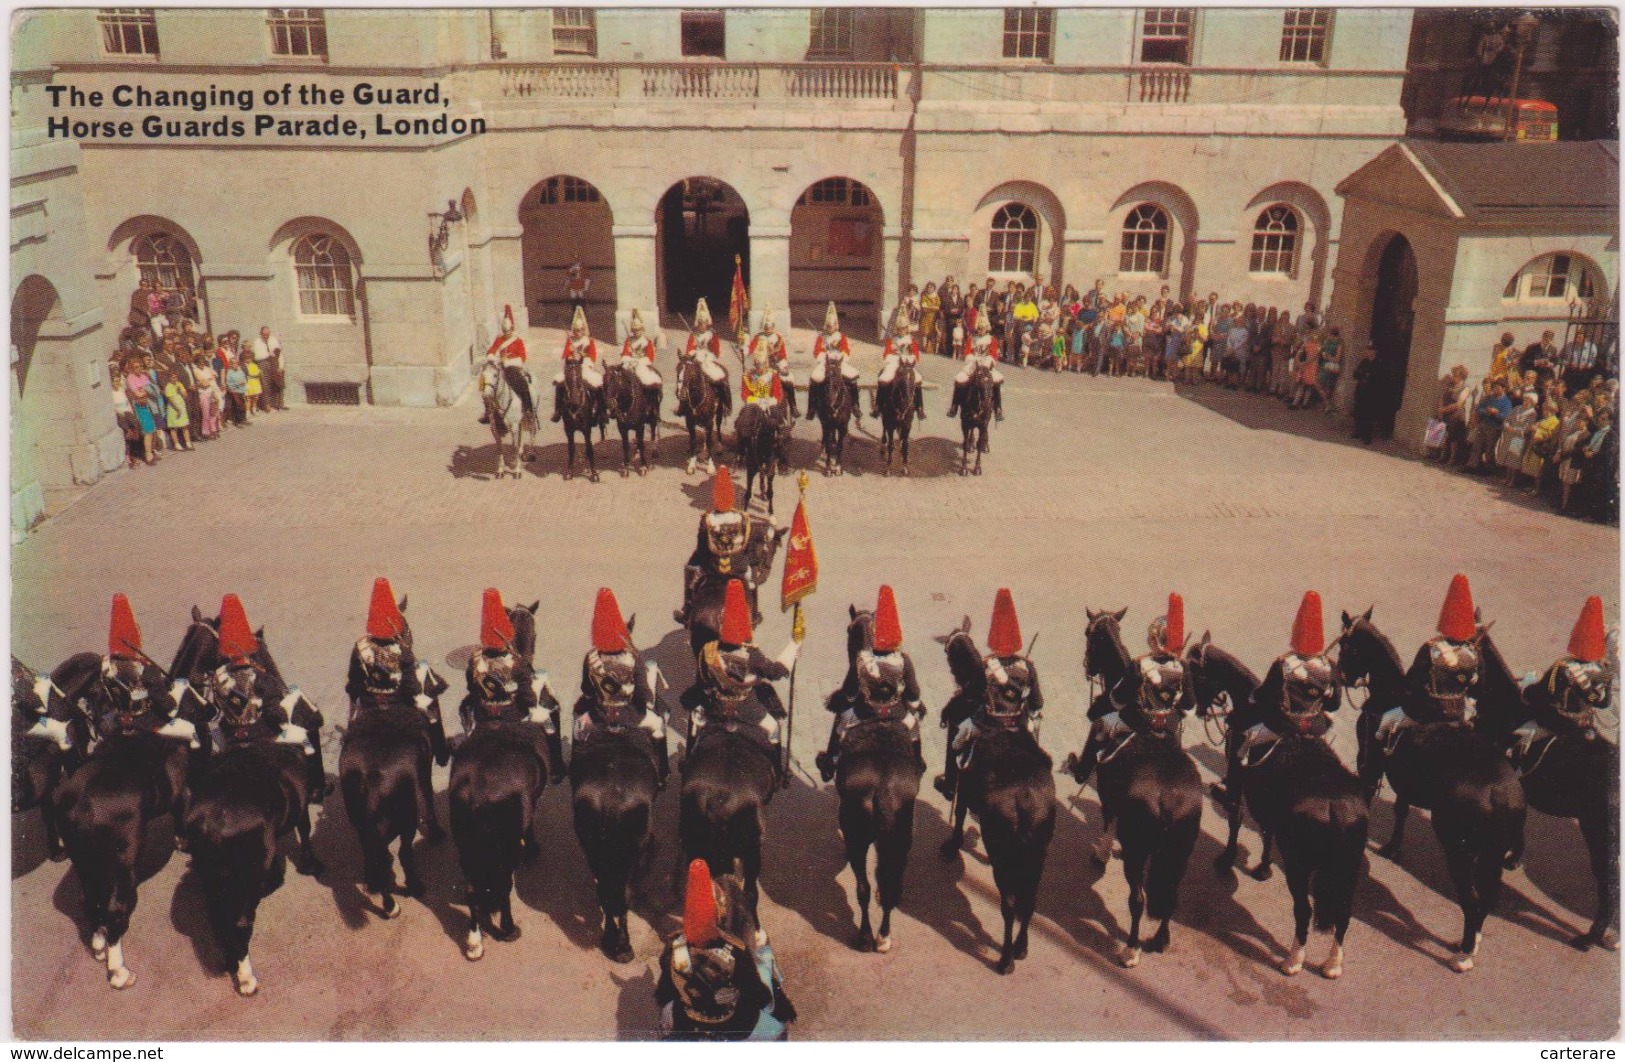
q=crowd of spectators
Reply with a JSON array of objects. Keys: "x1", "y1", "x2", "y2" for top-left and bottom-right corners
[
  {"x1": 1433, "y1": 327, "x2": 1617, "y2": 522},
  {"x1": 110, "y1": 277, "x2": 285, "y2": 468}
]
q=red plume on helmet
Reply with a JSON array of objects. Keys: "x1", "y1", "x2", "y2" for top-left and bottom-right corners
[
  {"x1": 1436, "y1": 573, "x2": 1477, "y2": 642},
  {"x1": 1291, "y1": 591, "x2": 1325, "y2": 656},
  {"x1": 591, "y1": 587, "x2": 631, "y2": 653},
  {"x1": 366, "y1": 578, "x2": 406, "y2": 640},
  {"x1": 720, "y1": 579, "x2": 752, "y2": 645},
  {"x1": 712, "y1": 466, "x2": 736, "y2": 513},
  {"x1": 218, "y1": 594, "x2": 259, "y2": 661},
  {"x1": 1568, "y1": 595, "x2": 1607, "y2": 663},
  {"x1": 1164, "y1": 593, "x2": 1185, "y2": 651},
  {"x1": 108, "y1": 594, "x2": 142, "y2": 659},
  {"x1": 873, "y1": 585, "x2": 902, "y2": 652},
  {"x1": 481, "y1": 588, "x2": 514, "y2": 651},
  {"x1": 988, "y1": 588, "x2": 1022, "y2": 657},
  {"x1": 684, "y1": 859, "x2": 721, "y2": 946}
]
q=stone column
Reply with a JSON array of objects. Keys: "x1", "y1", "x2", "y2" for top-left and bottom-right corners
[
  {"x1": 880, "y1": 225, "x2": 904, "y2": 335},
  {"x1": 486, "y1": 225, "x2": 525, "y2": 329},
  {"x1": 749, "y1": 225, "x2": 791, "y2": 339},
  {"x1": 612, "y1": 224, "x2": 658, "y2": 342}
]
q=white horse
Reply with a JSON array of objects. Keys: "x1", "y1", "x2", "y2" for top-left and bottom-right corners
[{"x1": 479, "y1": 360, "x2": 536, "y2": 479}]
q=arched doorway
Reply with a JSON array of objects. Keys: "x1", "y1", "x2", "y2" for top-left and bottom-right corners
[
  {"x1": 657, "y1": 178, "x2": 749, "y2": 327},
  {"x1": 10, "y1": 275, "x2": 61, "y2": 398},
  {"x1": 1369, "y1": 233, "x2": 1417, "y2": 437},
  {"x1": 789, "y1": 177, "x2": 883, "y2": 338},
  {"x1": 518, "y1": 176, "x2": 615, "y2": 334},
  {"x1": 972, "y1": 181, "x2": 1067, "y2": 290}
]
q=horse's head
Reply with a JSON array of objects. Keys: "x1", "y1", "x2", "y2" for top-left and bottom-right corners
[
  {"x1": 1083, "y1": 607, "x2": 1130, "y2": 685},
  {"x1": 508, "y1": 601, "x2": 539, "y2": 663},
  {"x1": 11, "y1": 657, "x2": 47, "y2": 726},
  {"x1": 171, "y1": 606, "x2": 222, "y2": 682},
  {"x1": 1183, "y1": 633, "x2": 1261, "y2": 719},
  {"x1": 847, "y1": 606, "x2": 875, "y2": 665},
  {"x1": 943, "y1": 615, "x2": 982, "y2": 691},
  {"x1": 1332, "y1": 607, "x2": 1399, "y2": 698}
]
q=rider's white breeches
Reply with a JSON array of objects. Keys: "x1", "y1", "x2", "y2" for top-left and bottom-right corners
[
  {"x1": 811, "y1": 362, "x2": 860, "y2": 385},
  {"x1": 701, "y1": 362, "x2": 726, "y2": 383},
  {"x1": 878, "y1": 358, "x2": 921, "y2": 385},
  {"x1": 555, "y1": 364, "x2": 604, "y2": 388},
  {"x1": 632, "y1": 363, "x2": 662, "y2": 387},
  {"x1": 954, "y1": 365, "x2": 1003, "y2": 385}
]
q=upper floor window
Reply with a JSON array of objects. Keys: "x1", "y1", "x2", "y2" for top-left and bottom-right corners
[
  {"x1": 988, "y1": 203, "x2": 1038, "y2": 274},
  {"x1": 1249, "y1": 206, "x2": 1299, "y2": 275},
  {"x1": 1504, "y1": 253, "x2": 1599, "y2": 302},
  {"x1": 1002, "y1": 8, "x2": 1053, "y2": 61},
  {"x1": 1279, "y1": 9, "x2": 1331, "y2": 64},
  {"x1": 268, "y1": 9, "x2": 326, "y2": 59},
  {"x1": 808, "y1": 9, "x2": 854, "y2": 60},
  {"x1": 681, "y1": 10, "x2": 726, "y2": 59},
  {"x1": 133, "y1": 232, "x2": 197, "y2": 294},
  {"x1": 292, "y1": 233, "x2": 356, "y2": 319},
  {"x1": 552, "y1": 8, "x2": 596, "y2": 56},
  {"x1": 537, "y1": 176, "x2": 602, "y2": 206},
  {"x1": 797, "y1": 178, "x2": 872, "y2": 207},
  {"x1": 98, "y1": 9, "x2": 158, "y2": 57},
  {"x1": 1140, "y1": 8, "x2": 1193, "y2": 65},
  {"x1": 1120, "y1": 204, "x2": 1169, "y2": 274}
]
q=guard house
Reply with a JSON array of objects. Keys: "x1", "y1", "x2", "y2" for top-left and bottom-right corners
[{"x1": 1328, "y1": 139, "x2": 1619, "y2": 449}]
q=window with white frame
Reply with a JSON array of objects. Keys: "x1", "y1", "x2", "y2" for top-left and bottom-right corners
[
  {"x1": 988, "y1": 203, "x2": 1038, "y2": 274},
  {"x1": 1002, "y1": 9, "x2": 1054, "y2": 61},
  {"x1": 268, "y1": 9, "x2": 326, "y2": 58},
  {"x1": 808, "y1": 9, "x2": 854, "y2": 59},
  {"x1": 552, "y1": 8, "x2": 596, "y2": 56},
  {"x1": 293, "y1": 233, "x2": 356, "y2": 318},
  {"x1": 1120, "y1": 204, "x2": 1169, "y2": 274},
  {"x1": 1279, "y1": 9, "x2": 1331, "y2": 63},
  {"x1": 98, "y1": 9, "x2": 158, "y2": 56},
  {"x1": 1503, "y1": 253, "x2": 1599, "y2": 301},
  {"x1": 1139, "y1": 8, "x2": 1193, "y2": 64},
  {"x1": 1249, "y1": 206, "x2": 1299, "y2": 274},
  {"x1": 537, "y1": 176, "x2": 602, "y2": 206},
  {"x1": 133, "y1": 233, "x2": 196, "y2": 293}
]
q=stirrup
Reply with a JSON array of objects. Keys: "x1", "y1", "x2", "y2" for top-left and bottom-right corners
[{"x1": 932, "y1": 773, "x2": 954, "y2": 799}]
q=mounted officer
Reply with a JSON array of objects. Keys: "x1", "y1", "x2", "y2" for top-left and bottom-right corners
[
  {"x1": 478, "y1": 304, "x2": 534, "y2": 427},
  {"x1": 679, "y1": 297, "x2": 733, "y2": 418},
  {"x1": 1210, "y1": 591, "x2": 1341, "y2": 807},
  {"x1": 88, "y1": 593, "x2": 197, "y2": 749},
  {"x1": 345, "y1": 577, "x2": 450, "y2": 736},
  {"x1": 682, "y1": 580, "x2": 799, "y2": 755},
  {"x1": 553, "y1": 305, "x2": 607, "y2": 429},
  {"x1": 816, "y1": 585, "x2": 925, "y2": 783},
  {"x1": 1065, "y1": 593, "x2": 1197, "y2": 785},
  {"x1": 199, "y1": 594, "x2": 322, "y2": 795},
  {"x1": 748, "y1": 307, "x2": 799, "y2": 418},
  {"x1": 804, "y1": 302, "x2": 861, "y2": 424},
  {"x1": 873, "y1": 312, "x2": 927, "y2": 421},
  {"x1": 618, "y1": 307, "x2": 665, "y2": 423},
  {"x1": 740, "y1": 347, "x2": 792, "y2": 468},
  {"x1": 948, "y1": 313, "x2": 1005, "y2": 421},
  {"x1": 674, "y1": 467, "x2": 776, "y2": 627},
  {"x1": 1378, "y1": 573, "x2": 1483, "y2": 744},
  {"x1": 935, "y1": 589, "x2": 1042, "y2": 800},
  {"x1": 1513, "y1": 595, "x2": 1617, "y2": 758},
  {"x1": 574, "y1": 587, "x2": 670, "y2": 786},
  {"x1": 461, "y1": 588, "x2": 565, "y2": 778},
  {"x1": 656, "y1": 859, "x2": 796, "y2": 1040}
]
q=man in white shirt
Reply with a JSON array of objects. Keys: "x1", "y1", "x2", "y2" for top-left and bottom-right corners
[{"x1": 252, "y1": 326, "x2": 283, "y2": 411}]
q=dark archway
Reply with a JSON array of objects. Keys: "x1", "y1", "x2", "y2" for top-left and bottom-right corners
[
  {"x1": 11, "y1": 275, "x2": 61, "y2": 398},
  {"x1": 518, "y1": 176, "x2": 615, "y2": 335},
  {"x1": 656, "y1": 178, "x2": 749, "y2": 328},
  {"x1": 1369, "y1": 234, "x2": 1418, "y2": 439},
  {"x1": 789, "y1": 177, "x2": 884, "y2": 338}
]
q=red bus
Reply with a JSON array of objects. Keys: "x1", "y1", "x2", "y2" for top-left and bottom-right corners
[{"x1": 1437, "y1": 96, "x2": 1560, "y2": 142}]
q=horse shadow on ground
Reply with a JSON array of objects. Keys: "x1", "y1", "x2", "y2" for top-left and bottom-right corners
[
  {"x1": 612, "y1": 963, "x2": 661, "y2": 1041},
  {"x1": 51, "y1": 817, "x2": 181, "y2": 951},
  {"x1": 13, "y1": 807, "x2": 58, "y2": 879}
]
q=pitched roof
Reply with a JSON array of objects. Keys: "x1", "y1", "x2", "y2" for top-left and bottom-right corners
[{"x1": 1396, "y1": 139, "x2": 1618, "y2": 228}]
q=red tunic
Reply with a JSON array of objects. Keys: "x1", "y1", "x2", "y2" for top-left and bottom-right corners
[
  {"x1": 963, "y1": 335, "x2": 1000, "y2": 360},
  {"x1": 561, "y1": 338, "x2": 599, "y2": 363},
  {"x1": 621, "y1": 337, "x2": 657, "y2": 363},
  {"x1": 487, "y1": 333, "x2": 527, "y2": 362},
  {"x1": 740, "y1": 372, "x2": 785, "y2": 403},
  {"x1": 812, "y1": 333, "x2": 851, "y2": 359},
  {"x1": 686, "y1": 333, "x2": 723, "y2": 357},
  {"x1": 883, "y1": 337, "x2": 921, "y2": 360},
  {"x1": 748, "y1": 333, "x2": 787, "y2": 363}
]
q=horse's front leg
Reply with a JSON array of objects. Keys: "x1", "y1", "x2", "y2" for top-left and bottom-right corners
[{"x1": 585, "y1": 433, "x2": 598, "y2": 482}]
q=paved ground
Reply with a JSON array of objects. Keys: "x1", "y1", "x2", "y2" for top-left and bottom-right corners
[{"x1": 11, "y1": 330, "x2": 1620, "y2": 1040}]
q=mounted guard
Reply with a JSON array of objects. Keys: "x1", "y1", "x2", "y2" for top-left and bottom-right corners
[
  {"x1": 680, "y1": 298, "x2": 733, "y2": 418},
  {"x1": 873, "y1": 314, "x2": 927, "y2": 422},
  {"x1": 461, "y1": 588, "x2": 565, "y2": 778},
  {"x1": 574, "y1": 587, "x2": 670, "y2": 786},
  {"x1": 1514, "y1": 595, "x2": 1616, "y2": 758},
  {"x1": 949, "y1": 313, "x2": 1005, "y2": 421},
  {"x1": 554, "y1": 305, "x2": 607, "y2": 428},
  {"x1": 748, "y1": 307, "x2": 799, "y2": 418},
  {"x1": 1378, "y1": 573, "x2": 1483, "y2": 745},
  {"x1": 348, "y1": 578, "x2": 437, "y2": 715},
  {"x1": 89, "y1": 594, "x2": 197, "y2": 749},
  {"x1": 682, "y1": 580, "x2": 798, "y2": 756},
  {"x1": 935, "y1": 589, "x2": 1043, "y2": 800},
  {"x1": 740, "y1": 347, "x2": 792, "y2": 470},
  {"x1": 675, "y1": 466, "x2": 771, "y2": 627},
  {"x1": 816, "y1": 585, "x2": 925, "y2": 783},
  {"x1": 804, "y1": 301, "x2": 861, "y2": 425},
  {"x1": 618, "y1": 308, "x2": 665, "y2": 419},
  {"x1": 479, "y1": 304, "x2": 535, "y2": 428}
]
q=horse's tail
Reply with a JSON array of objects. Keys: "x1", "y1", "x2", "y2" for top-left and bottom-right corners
[
  {"x1": 872, "y1": 774, "x2": 917, "y2": 913},
  {"x1": 453, "y1": 782, "x2": 528, "y2": 884},
  {"x1": 1144, "y1": 790, "x2": 1202, "y2": 923},
  {"x1": 681, "y1": 782, "x2": 761, "y2": 877},
  {"x1": 187, "y1": 810, "x2": 274, "y2": 964},
  {"x1": 574, "y1": 783, "x2": 651, "y2": 918},
  {"x1": 1310, "y1": 794, "x2": 1370, "y2": 934}
]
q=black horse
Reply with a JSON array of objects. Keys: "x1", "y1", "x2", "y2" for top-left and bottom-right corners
[
  {"x1": 605, "y1": 360, "x2": 657, "y2": 478},
  {"x1": 681, "y1": 723, "x2": 779, "y2": 926},
  {"x1": 558, "y1": 359, "x2": 600, "y2": 482},
  {"x1": 958, "y1": 363, "x2": 994, "y2": 477},
  {"x1": 678, "y1": 356, "x2": 723, "y2": 476},
  {"x1": 449, "y1": 720, "x2": 549, "y2": 960},
  {"x1": 184, "y1": 740, "x2": 323, "y2": 996},
  {"x1": 12, "y1": 655, "x2": 97, "y2": 861},
  {"x1": 878, "y1": 367, "x2": 920, "y2": 476},
  {"x1": 1474, "y1": 629, "x2": 1619, "y2": 952},
  {"x1": 939, "y1": 621, "x2": 1056, "y2": 974},
  {"x1": 831, "y1": 607, "x2": 924, "y2": 953},
  {"x1": 734, "y1": 401, "x2": 784, "y2": 514},
  {"x1": 683, "y1": 522, "x2": 784, "y2": 660},
  {"x1": 812, "y1": 358, "x2": 856, "y2": 476},
  {"x1": 1336, "y1": 609, "x2": 1526, "y2": 973},
  {"x1": 1187, "y1": 636, "x2": 1369, "y2": 979}
]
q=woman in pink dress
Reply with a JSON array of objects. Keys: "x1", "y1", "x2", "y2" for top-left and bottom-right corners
[{"x1": 192, "y1": 352, "x2": 221, "y2": 439}]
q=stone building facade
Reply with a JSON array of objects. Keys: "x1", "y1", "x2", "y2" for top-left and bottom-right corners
[{"x1": 11, "y1": 7, "x2": 1417, "y2": 531}]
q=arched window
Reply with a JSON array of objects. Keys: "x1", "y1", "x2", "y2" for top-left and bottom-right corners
[
  {"x1": 133, "y1": 232, "x2": 196, "y2": 294},
  {"x1": 1249, "y1": 205, "x2": 1299, "y2": 275},
  {"x1": 292, "y1": 233, "x2": 356, "y2": 318},
  {"x1": 988, "y1": 203, "x2": 1038, "y2": 274},
  {"x1": 1119, "y1": 204, "x2": 1169, "y2": 274},
  {"x1": 1503, "y1": 252, "x2": 1600, "y2": 302}
]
